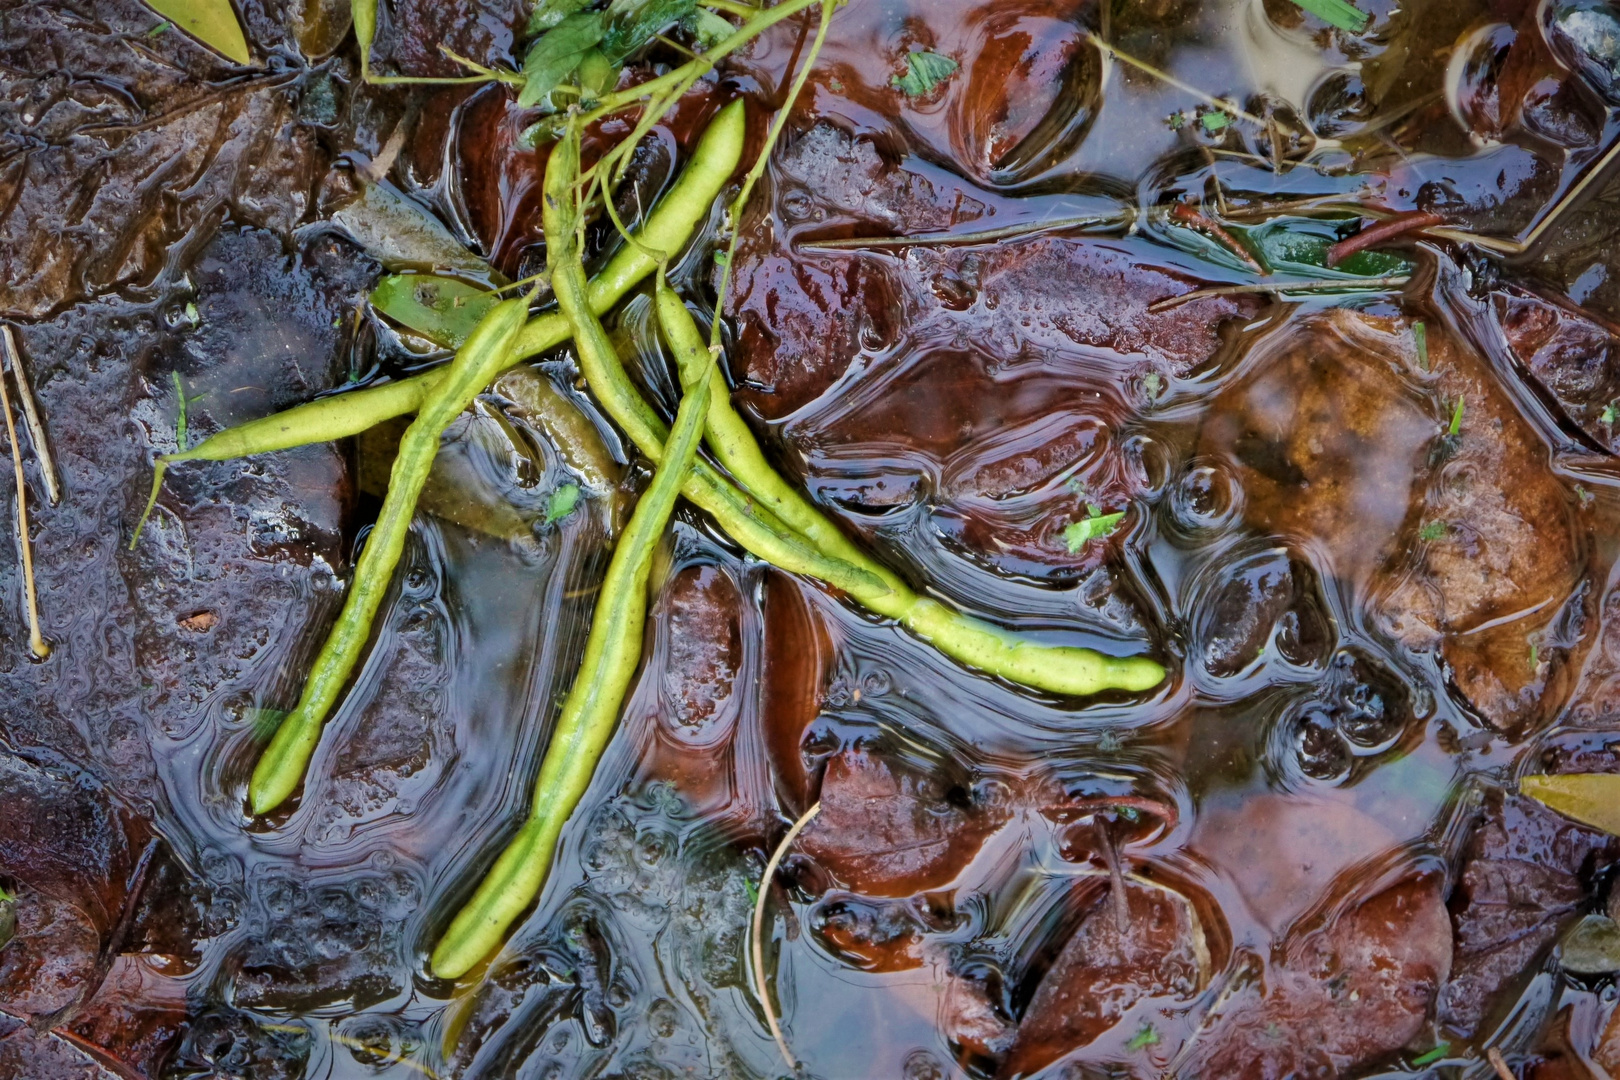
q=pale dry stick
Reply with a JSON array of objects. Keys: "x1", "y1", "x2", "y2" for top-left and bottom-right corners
[
  {"x1": 750, "y1": 801, "x2": 821, "y2": 1070},
  {"x1": 1427, "y1": 133, "x2": 1620, "y2": 256},
  {"x1": 0, "y1": 328, "x2": 59, "y2": 506},
  {"x1": 1146, "y1": 274, "x2": 1410, "y2": 313},
  {"x1": 0, "y1": 364, "x2": 48, "y2": 659},
  {"x1": 1487, "y1": 1047, "x2": 1516, "y2": 1080},
  {"x1": 798, "y1": 211, "x2": 1134, "y2": 251}
]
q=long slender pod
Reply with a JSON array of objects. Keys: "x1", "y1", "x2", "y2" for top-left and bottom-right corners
[
  {"x1": 157, "y1": 101, "x2": 747, "y2": 470},
  {"x1": 248, "y1": 296, "x2": 531, "y2": 815},
  {"x1": 656, "y1": 286, "x2": 1164, "y2": 694},
  {"x1": 428, "y1": 286, "x2": 716, "y2": 982}
]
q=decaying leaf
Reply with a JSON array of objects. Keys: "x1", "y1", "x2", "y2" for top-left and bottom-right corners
[
  {"x1": 1521, "y1": 773, "x2": 1620, "y2": 836},
  {"x1": 370, "y1": 274, "x2": 500, "y2": 347}
]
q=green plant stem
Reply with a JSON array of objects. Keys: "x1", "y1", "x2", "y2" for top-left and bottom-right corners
[{"x1": 248, "y1": 296, "x2": 531, "y2": 815}]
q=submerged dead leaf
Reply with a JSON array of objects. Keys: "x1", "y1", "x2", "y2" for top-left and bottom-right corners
[{"x1": 1521, "y1": 773, "x2": 1620, "y2": 837}]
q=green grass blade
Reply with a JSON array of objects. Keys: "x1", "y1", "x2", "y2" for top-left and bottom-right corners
[{"x1": 1286, "y1": 0, "x2": 1368, "y2": 33}]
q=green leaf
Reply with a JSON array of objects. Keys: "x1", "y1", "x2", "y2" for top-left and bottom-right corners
[
  {"x1": 143, "y1": 0, "x2": 251, "y2": 63},
  {"x1": 891, "y1": 50, "x2": 958, "y2": 96},
  {"x1": 520, "y1": 11, "x2": 606, "y2": 108},
  {"x1": 1126, "y1": 1024, "x2": 1159, "y2": 1051},
  {"x1": 352, "y1": 0, "x2": 375, "y2": 58},
  {"x1": 172, "y1": 371, "x2": 191, "y2": 452},
  {"x1": 1448, "y1": 396, "x2": 1465, "y2": 436},
  {"x1": 1285, "y1": 0, "x2": 1369, "y2": 33},
  {"x1": 148, "y1": 19, "x2": 172, "y2": 36},
  {"x1": 1522, "y1": 773, "x2": 1620, "y2": 837},
  {"x1": 1603, "y1": 401, "x2": 1617, "y2": 425},
  {"x1": 529, "y1": 0, "x2": 592, "y2": 34},
  {"x1": 684, "y1": 7, "x2": 733, "y2": 48},
  {"x1": 575, "y1": 46, "x2": 619, "y2": 95},
  {"x1": 1201, "y1": 110, "x2": 1230, "y2": 132},
  {"x1": 1411, "y1": 1043, "x2": 1449, "y2": 1068},
  {"x1": 0, "y1": 884, "x2": 13, "y2": 903},
  {"x1": 1418, "y1": 520, "x2": 1446, "y2": 542},
  {"x1": 545, "y1": 483, "x2": 581, "y2": 523},
  {"x1": 371, "y1": 274, "x2": 501, "y2": 349},
  {"x1": 1240, "y1": 217, "x2": 1412, "y2": 279},
  {"x1": 601, "y1": 0, "x2": 697, "y2": 65},
  {"x1": 1063, "y1": 506, "x2": 1125, "y2": 553}
]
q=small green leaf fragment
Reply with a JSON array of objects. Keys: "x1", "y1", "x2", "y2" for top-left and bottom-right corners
[
  {"x1": 148, "y1": 19, "x2": 172, "y2": 35},
  {"x1": 891, "y1": 50, "x2": 958, "y2": 97},
  {"x1": 1144, "y1": 371, "x2": 1162, "y2": 400},
  {"x1": 172, "y1": 371, "x2": 190, "y2": 452},
  {"x1": 1166, "y1": 110, "x2": 1187, "y2": 130},
  {"x1": 1064, "y1": 507, "x2": 1125, "y2": 553},
  {"x1": 528, "y1": 0, "x2": 592, "y2": 34},
  {"x1": 684, "y1": 7, "x2": 733, "y2": 47},
  {"x1": 743, "y1": 877, "x2": 759, "y2": 905},
  {"x1": 371, "y1": 274, "x2": 500, "y2": 348},
  {"x1": 1449, "y1": 396, "x2": 1465, "y2": 437},
  {"x1": 143, "y1": 0, "x2": 252, "y2": 63},
  {"x1": 1126, "y1": 1024, "x2": 1159, "y2": 1051},
  {"x1": 0, "y1": 884, "x2": 13, "y2": 903},
  {"x1": 545, "y1": 483, "x2": 581, "y2": 523},
  {"x1": 1419, "y1": 520, "x2": 1445, "y2": 542},
  {"x1": 1603, "y1": 401, "x2": 1617, "y2": 425},
  {"x1": 1285, "y1": 0, "x2": 1369, "y2": 33},
  {"x1": 520, "y1": 12, "x2": 606, "y2": 108},
  {"x1": 1201, "y1": 110, "x2": 1230, "y2": 132},
  {"x1": 1522, "y1": 773, "x2": 1620, "y2": 837},
  {"x1": 1411, "y1": 1043, "x2": 1449, "y2": 1068},
  {"x1": 185, "y1": 301, "x2": 199, "y2": 323},
  {"x1": 1529, "y1": 641, "x2": 1540, "y2": 671},
  {"x1": 712, "y1": 249, "x2": 729, "y2": 267},
  {"x1": 1413, "y1": 321, "x2": 1428, "y2": 371}
]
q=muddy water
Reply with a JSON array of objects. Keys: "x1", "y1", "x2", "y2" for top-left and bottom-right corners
[{"x1": 9, "y1": 0, "x2": 1620, "y2": 1076}]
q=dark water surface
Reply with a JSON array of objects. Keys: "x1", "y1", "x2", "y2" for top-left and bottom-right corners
[{"x1": 10, "y1": 0, "x2": 1620, "y2": 1076}]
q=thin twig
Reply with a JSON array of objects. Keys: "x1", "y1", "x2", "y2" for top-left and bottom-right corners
[
  {"x1": 1082, "y1": 31, "x2": 1267, "y2": 128},
  {"x1": 1170, "y1": 203, "x2": 1264, "y2": 273},
  {"x1": 1, "y1": 328, "x2": 58, "y2": 506},
  {"x1": 704, "y1": 0, "x2": 758, "y2": 14},
  {"x1": 0, "y1": 358, "x2": 48, "y2": 659},
  {"x1": 1325, "y1": 210, "x2": 1445, "y2": 267},
  {"x1": 1428, "y1": 132, "x2": 1620, "y2": 255},
  {"x1": 798, "y1": 211, "x2": 1133, "y2": 252},
  {"x1": 750, "y1": 801, "x2": 820, "y2": 1070},
  {"x1": 1146, "y1": 274, "x2": 1410, "y2": 313},
  {"x1": 1487, "y1": 1047, "x2": 1516, "y2": 1080},
  {"x1": 437, "y1": 45, "x2": 524, "y2": 85}
]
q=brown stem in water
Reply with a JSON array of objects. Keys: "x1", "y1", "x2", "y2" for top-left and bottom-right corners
[
  {"x1": 1147, "y1": 274, "x2": 1410, "y2": 313},
  {"x1": 0, "y1": 352, "x2": 48, "y2": 659},
  {"x1": 1169, "y1": 203, "x2": 1265, "y2": 274},
  {"x1": 2, "y1": 328, "x2": 59, "y2": 506},
  {"x1": 1486, "y1": 1047, "x2": 1516, "y2": 1080},
  {"x1": 1325, "y1": 210, "x2": 1445, "y2": 267}
]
